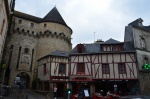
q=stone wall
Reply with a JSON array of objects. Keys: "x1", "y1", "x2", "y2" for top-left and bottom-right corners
[{"x1": 3, "y1": 15, "x2": 72, "y2": 87}]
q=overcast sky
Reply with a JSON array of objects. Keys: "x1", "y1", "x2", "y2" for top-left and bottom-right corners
[{"x1": 15, "y1": 0, "x2": 150, "y2": 47}]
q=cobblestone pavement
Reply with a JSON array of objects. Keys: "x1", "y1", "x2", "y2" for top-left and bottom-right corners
[{"x1": 3, "y1": 87, "x2": 64, "y2": 99}]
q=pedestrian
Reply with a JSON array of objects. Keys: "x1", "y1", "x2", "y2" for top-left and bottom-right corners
[
  {"x1": 100, "y1": 90, "x2": 104, "y2": 97},
  {"x1": 53, "y1": 85, "x2": 57, "y2": 99},
  {"x1": 0, "y1": 81, "x2": 4, "y2": 99},
  {"x1": 19, "y1": 82, "x2": 24, "y2": 94},
  {"x1": 107, "y1": 90, "x2": 111, "y2": 96}
]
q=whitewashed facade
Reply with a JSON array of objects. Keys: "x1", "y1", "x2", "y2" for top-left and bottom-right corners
[{"x1": 37, "y1": 51, "x2": 69, "y2": 97}]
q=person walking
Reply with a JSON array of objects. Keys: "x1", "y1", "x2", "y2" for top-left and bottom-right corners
[
  {"x1": 0, "y1": 81, "x2": 4, "y2": 99},
  {"x1": 19, "y1": 83, "x2": 24, "y2": 93},
  {"x1": 54, "y1": 85, "x2": 57, "y2": 99}
]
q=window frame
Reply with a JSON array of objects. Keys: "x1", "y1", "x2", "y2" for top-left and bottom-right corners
[
  {"x1": 141, "y1": 38, "x2": 145, "y2": 49},
  {"x1": 43, "y1": 63, "x2": 47, "y2": 75},
  {"x1": 58, "y1": 63, "x2": 66, "y2": 74},
  {"x1": 77, "y1": 44, "x2": 84, "y2": 53},
  {"x1": 77, "y1": 63, "x2": 85, "y2": 74},
  {"x1": 31, "y1": 23, "x2": 34, "y2": 27},
  {"x1": 44, "y1": 24, "x2": 47, "y2": 27},
  {"x1": 102, "y1": 63, "x2": 110, "y2": 74},
  {"x1": 118, "y1": 63, "x2": 126, "y2": 74},
  {"x1": 24, "y1": 48, "x2": 29, "y2": 54},
  {"x1": 18, "y1": 19, "x2": 22, "y2": 24}
]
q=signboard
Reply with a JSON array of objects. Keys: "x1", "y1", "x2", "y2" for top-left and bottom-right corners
[{"x1": 84, "y1": 89, "x2": 89, "y2": 97}]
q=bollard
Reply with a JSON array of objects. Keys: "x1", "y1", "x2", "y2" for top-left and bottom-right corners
[{"x1": 26, "y1": 95, "x2": 28, "y2": 99}]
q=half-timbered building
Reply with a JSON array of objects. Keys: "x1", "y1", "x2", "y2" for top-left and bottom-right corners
[
  {"x1": 69, "y1": 39, "x2": 139, "y2": 96},
  {"x1": 37, "y1": 50, "x2": 69, "y2": 97}
]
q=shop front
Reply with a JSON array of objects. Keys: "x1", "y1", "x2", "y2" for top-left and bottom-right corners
[
  {"x1": 70, "y1": 77, "x2": 92, "y2": 99},
  {"x1": 93, "y1": 79, "x2": 140, "y2": 96}
]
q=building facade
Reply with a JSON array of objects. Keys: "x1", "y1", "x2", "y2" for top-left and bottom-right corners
[
  {"x1": 124, "y1": 18, "x2": 150, "y2": 95},
  {"x1": 37, "y1": 51, "x2": 69, "y2": 97},
  {"x1": 0, "y1": 0, "x2": 15, "y2": 82},
  {"x1": 69, "y1": 39, "x2": 139, "y2": 96},
  {"x1": 2, "y1": 7, "x2": 72, "y2": 87}
]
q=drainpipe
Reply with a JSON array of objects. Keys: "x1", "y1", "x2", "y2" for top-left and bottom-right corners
[{"x1": 7, "y1": 0, "x2": 15, "y2": 35}]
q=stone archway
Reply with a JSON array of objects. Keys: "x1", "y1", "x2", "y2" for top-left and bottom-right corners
[{"x1": 16, "y1": 72, "x2": 30, "y2": 88}]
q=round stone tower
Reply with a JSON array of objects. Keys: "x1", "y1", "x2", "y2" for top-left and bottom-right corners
[{"x1": 3, "y1": 7, "x2": 72, "y2": 88}]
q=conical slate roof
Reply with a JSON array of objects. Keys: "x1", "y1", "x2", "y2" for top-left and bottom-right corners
[{"x1": 42, "y1": 7, "x2": 67, "y2": 26}]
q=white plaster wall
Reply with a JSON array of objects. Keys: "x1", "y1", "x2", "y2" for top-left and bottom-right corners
[{"x1": 133, "y1": 28, "x2": 150, "y2": 51}]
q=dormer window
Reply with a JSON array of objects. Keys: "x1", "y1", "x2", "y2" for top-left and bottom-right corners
[
  {"x1": 102, "y1": 45, "x2": 123, "y2": 52},
  {"x1": 77, "y1": 44, "x2": 84, "y2": 53},
  {"x1": 138, "y1": 22, "x2": 143, "y2": 26}
]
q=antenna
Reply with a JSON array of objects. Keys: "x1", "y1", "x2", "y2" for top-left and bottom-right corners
[{"x1": 94, "y1": 32, "x2": 95, "y2": 42}]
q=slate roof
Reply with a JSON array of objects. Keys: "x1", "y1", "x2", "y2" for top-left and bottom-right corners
[
  {"x1": 103, "y1": 38, "x2": 123, "y2": 44},
  {"x1": 14, "y1": 7, "x2": 68, "y2": 27},
  {"x1": 128, "y1": 18, "x2": 150, "y2": 32},
  {"x1": 42, "y1": 7, "x2": 67, "y2": 26},
  {"x1": 124, "y1": 42, "x2": 135, "y2": 51},
  {"x1": 71, "y1": 43, "x2": 101, "y2": 53},
  {"x1": 50, "y1": 50, "x2": 69, "y2": 57},
  {"x1": 70, "y1": 39, "x2": 135, "y2": 54},
  {"x1": 38, "y1": 50, "x2": 69, "y2": 61},
  {"x1": 128, "y1": 18, "x2": 143, "y2": 26},
  {"x1": 14, "y1": 11, "x2": 42, "y2": 23}
]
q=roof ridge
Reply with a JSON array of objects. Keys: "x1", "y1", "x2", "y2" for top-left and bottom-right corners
[
  {"x1": 14, "y1": 10, "x2": 42, "y2": 23},
  {"x1": 14, "y1": 10, "x2": 42, "y2": 19}
]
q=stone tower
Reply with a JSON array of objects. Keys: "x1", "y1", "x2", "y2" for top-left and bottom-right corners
[{"x1": 3, "y1": 7, "x2": 72, "y2": 88}]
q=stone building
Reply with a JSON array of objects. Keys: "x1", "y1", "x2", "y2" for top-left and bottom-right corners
[
  {"x1": 0, "y1": 0, "x2": 15, "y2": 82},
  {"x1": 2, "y1": 7, "x2": 72, "y2": 88},
  {"x1": 124, "y1": 18, "x2": 150, "y2": 95}
]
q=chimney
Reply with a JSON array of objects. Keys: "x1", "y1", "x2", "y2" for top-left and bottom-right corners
[{"x1": 95, "y1": 39, "x2": 104, "y2": 44}]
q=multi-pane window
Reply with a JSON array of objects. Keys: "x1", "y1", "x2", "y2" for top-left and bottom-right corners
[
  {"x1": 141, "y1": 38, "x2": 145, "y2": 49},
  {"x1": 77, "y1": 63, "x2": 85, "y2": 73},
  {"x1": 118, "y1": 63, "x2": 126, "y2": 74},
  {"x1": 102, "y1": 64, "x2": 110, "y2": 74},
  {"x1": 43, "y1": 64, "x2": 47, "y2": 75},
  {"x1": 102, "y1": 45, "x2": 123, "y2": 52},
  {"x1": 59, "y1": 63, "x2": 66, "y2": 74},
  {"x1": 24, "y1": 48, "x2": 29, "y2": 54}
]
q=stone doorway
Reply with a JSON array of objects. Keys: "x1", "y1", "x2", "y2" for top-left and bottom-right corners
[{"x1": 16, "y1": 72, "x2": 30, "y2": 88}]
